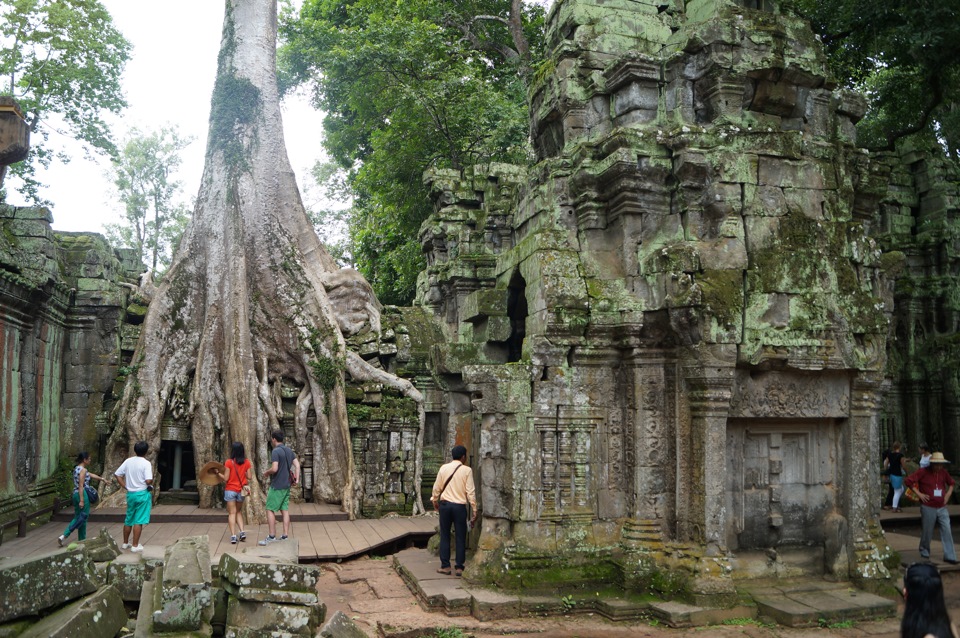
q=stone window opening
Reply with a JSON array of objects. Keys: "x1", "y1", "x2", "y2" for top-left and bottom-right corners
[{"x1": 507, "y1": 270, "x2": 527, "y2": 363}]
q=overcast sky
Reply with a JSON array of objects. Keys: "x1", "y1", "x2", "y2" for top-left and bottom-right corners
[
  {"x1": 8, "y1": 0, "x2": 554, "y2": 236},
  {"x1": 9, "y1": 0, "x2": 324, "y2": 235}
]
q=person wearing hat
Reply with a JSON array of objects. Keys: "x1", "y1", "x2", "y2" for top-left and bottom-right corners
[{"x1": 905, "y1": 452, "x2": 958, "y2": 564}]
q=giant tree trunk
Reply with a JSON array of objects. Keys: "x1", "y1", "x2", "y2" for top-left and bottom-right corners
[{"x1": 100, "y1": 0, "x2": 424, "y2": 520}]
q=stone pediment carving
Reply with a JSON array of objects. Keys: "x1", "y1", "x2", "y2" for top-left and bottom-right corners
[{"x1": 729, "y1": 370, "x2": 850, "y2": 418}]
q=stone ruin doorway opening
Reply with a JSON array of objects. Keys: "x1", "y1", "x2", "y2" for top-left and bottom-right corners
[
  {"x1": 506, "y1": 269, "x2": 527, "y2": 363},
  {"x1": 725, "y1": 418, "x2": 841, "y2": 575},
  {"x1": 157, "y1": 439, "x2": 197, "y2": 504}
]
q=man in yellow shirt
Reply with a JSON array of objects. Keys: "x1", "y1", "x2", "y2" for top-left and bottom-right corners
[{"x1": 431, "y1": 445, "x2": 477, "y2": 576}]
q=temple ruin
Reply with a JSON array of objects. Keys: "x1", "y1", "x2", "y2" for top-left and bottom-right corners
[{"x1": 1, "y1": 0, "x2": 959, "y2": 610}]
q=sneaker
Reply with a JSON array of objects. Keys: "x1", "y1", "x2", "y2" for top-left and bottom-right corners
[
  {"x1": 120, "y1": 543, "x2": 131, "y2": 550},
  {"x1": 258, "y1": 535, "x2": 277, "y2": 546},
  {"x1": 279, "y1": 535, "x2": 288, "y2": 541},
  {"x1": 230, "y1": 535, "x2": 238, "y2": 544},
  {"x1": 238, "y1": 532, "x2": 247, "y2": 542},
  {"x1": 131, "y1": 545, "x2": 144, "y2": 553},
  {"x1": 57, "y1": 535, "x2": 65, "y2": 547}
]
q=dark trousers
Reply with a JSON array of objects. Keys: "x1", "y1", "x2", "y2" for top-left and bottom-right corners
[
  {"x1": 438, "y1": 500, "x2": 468, "y2": 569},
  {"x1": 885, "y1": 480, "x2": 894, "y2": 507}
]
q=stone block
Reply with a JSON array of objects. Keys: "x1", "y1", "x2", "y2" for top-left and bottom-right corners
[
  {"x1": 219, "y1": 551, "x2": 321, "y2": 603},
  {"x1": 19, "y1": 586, "x2": 126, "y2": 638},
  {"x1": 470, "y1": 587, "x2": 521, "y2": 621},
  {"x1": 82, "y1": 527, "x2": 121, "y2": 562},
  {"x1": 317, "y1": 610, "x2": 366, "y2": 638},
  {"x1": 153, "y1": 535, "x2": 213, "y2": 632},
  {"x1": 107, "y1": 551, "x2": 161, "y2": 602},
  {"x1": 461, "y1": 288, "x2": 507, "y2": 322},
  {"x1": 0, "y1": 547, "x2": 100, "y2": 623},
  {"x1": 224, "y1": 597, "x2": 324, "y2": 637}
]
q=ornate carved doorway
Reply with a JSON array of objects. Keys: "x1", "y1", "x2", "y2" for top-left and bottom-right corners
[{"x1": 725, "y1": 420, "x2": 840, "y2": 562}]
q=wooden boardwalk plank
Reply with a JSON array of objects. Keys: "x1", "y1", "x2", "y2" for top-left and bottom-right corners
[{"x1": 0, "y1": 514, "x2": 433, "y2": 563}]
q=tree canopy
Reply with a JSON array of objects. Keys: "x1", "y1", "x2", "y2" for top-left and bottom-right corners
[
  {"x1": 280, "y1": 0, "x2": 546, "y2": 305},
  {"x1": 0, "y1": 0, "x2": 131, "y2": 203},
  {"x1": 104, "y1": 126, "x2": 193, "y2": 277},
  {"x1": 790, "y1": 0, "x2": 960, "y2": 156}
]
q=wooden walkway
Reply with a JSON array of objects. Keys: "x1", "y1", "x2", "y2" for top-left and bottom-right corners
[{"x1": 0, "y1": 505, "x2": 437, "y2": 563}]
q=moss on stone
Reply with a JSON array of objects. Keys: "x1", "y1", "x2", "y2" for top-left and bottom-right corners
[{"x1": 698, "y1": 269, "x2": 743, "y2": 327}]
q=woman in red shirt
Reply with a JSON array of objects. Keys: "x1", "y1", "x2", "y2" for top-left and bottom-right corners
[{"x1": 217, "y1": 442, "x2": 252, "y2": 544}]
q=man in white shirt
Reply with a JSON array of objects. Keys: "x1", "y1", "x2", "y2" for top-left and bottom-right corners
[{"x1": 114, "y1": 441, "x2": 154, "y2": 552}]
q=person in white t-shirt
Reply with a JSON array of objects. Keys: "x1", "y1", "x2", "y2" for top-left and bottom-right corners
[
  {"x1": 114, "y1": 441, "x2": 154, "y2": 553},
  {"x1": 920, "y1": 442, "x2": 933, "y2": 469}
]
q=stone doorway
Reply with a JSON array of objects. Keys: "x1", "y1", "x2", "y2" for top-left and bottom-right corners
[{"x1": 725, "y1": 419, "x2": 841, "y2": 573}]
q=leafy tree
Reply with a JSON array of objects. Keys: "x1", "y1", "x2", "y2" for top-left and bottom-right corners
[
  {"x1": 280, "y1": 0, "x2": 546, "y2": 304},
  {"x1": 0, "y1": 0, "x2": 131, "y2": 203},
  {"x1": 790, "y1": 0, "x2": 960, "y2": 156},
  {"x1": 104, "y1": 127, "x2": 193, "y2": 276}
]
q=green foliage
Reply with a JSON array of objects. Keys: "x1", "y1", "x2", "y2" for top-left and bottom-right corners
[
  {"x1": 104, "y1": 126, "x2": 193, "y2": 275},
  {"x1": 0, "y1": 0, "x2": 131, "y2": 203},
  {"x1": 790, "y1": 0, "x2": 960, "y2": 155},
  {"x1": 432, "y1": 628, "x2": 467, "y2": 638},
  {"x1": 209, "y1": 73, "x2": 262, "y2": 170},
  {"x1": 279, "y1": 0, "x2": 546, "y2": 304}
]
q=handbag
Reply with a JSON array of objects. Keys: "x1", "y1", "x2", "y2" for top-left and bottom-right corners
[{"x1": 84, "y1": 485, "x2": 99, "y2": 504}]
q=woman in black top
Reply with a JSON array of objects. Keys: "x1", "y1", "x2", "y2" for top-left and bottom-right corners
[{"x1": 885, "y1": 441, "x2": 907, "y2": 513}]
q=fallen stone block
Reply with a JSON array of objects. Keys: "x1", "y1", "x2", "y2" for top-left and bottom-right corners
[
  {"x1": 81, "y1": 528, "x2": 121, "y2": 562},
  {"x1": 152, "y1": 535, "x2": 213, "y2": 633},
  {"x1": 318, "y1": 610, "x2": 367, "y2": 638},
  {"x1": 135, "y1": 579, "x2": 213, "y2": 638},
  {"x1": 225, "y1": 597, "x2": 324, "y2": 638},
  {"x1": 219, "y1": 551, "x2": 321, "y2": 604},
  {"x1": 19, "y1": 585, "x2": 126, "y2": 638},
  {"x1": 469, "y1": 588, "x2": 520, "y2": 621},
  {"x1": 0, "y1": 547, "x2": 100, "y2": 623},
  {"x1": 107, "y1": 551, "x2": 162, "y2": 602}
]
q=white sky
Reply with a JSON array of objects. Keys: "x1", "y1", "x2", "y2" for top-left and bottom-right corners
[{"x1": 8, "y1": 0, "x2": 325, "y2": 234}]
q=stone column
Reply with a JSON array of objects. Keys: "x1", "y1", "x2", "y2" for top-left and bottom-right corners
[
  {"x1": 848, "y1": 377, "x2": 893, "y2": 582},
  {"x1": 172, "y1": 443, "x2": 183, "y2": 490}
]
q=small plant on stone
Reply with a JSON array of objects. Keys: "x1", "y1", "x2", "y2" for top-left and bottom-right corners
[
  {"x1": 560, "y1": 594, "x2": 576, "y2": 613},
  {"x1": 433, "y1": 627, "x2": 467, "y2": 638}
]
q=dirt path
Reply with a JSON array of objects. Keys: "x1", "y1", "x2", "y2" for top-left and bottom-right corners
[{"x1": 315, "y1": 556, "x2": 908, "y2": 638}]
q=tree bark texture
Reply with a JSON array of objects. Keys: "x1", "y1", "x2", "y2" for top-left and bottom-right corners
[{"x1": 100, "y1": 0, "x2": 424, "y2": 520}]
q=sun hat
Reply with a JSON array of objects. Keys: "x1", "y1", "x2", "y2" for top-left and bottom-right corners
[
  {"x1": 929, "y1": 452, "x2": 950, "y2": 464},
  {"x1": 198, "y1": 461, "x2": 226, "y2": 485}
]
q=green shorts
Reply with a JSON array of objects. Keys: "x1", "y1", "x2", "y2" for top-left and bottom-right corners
[
  {"x1": 265, "y1": 487, "x2": 290, "y2": 512},
  {"x1": 125, "y1": 490, "x2": 152, "y2": 526}
]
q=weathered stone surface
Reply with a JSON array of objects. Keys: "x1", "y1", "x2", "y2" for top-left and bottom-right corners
[
  {"x1": 224, "y1": 597, "x2": 324, "y2": 638},
  {"x1": 107, "y1": 550, "x2": 163, "y2": 602},
  {"x1": 219, "y1": 543, "x2": 320, "y2": 604},
  {"x1": 19, "y1": 585, "x2": 126, "y2": 638},
  {"x1": 153, "y1": 535, "x2": 213, "y2": 633},
  {"x1": 82, "y1": 527, "x2": 122, "y2": 562},
  {"x1": 317, "y1": 610, "x2": 366, "y2": 638},
  {"x1": 0, "y1": 547, "x2": 100, "y2": 623}
]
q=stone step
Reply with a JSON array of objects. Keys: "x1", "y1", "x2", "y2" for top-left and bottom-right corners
[{"x1": 745, "y1": 580, "x2": 896, "y2": 627}]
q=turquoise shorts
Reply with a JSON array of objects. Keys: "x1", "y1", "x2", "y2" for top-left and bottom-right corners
[{"x1": 125, "y1": 490, "x2": 152, "y2": 526}]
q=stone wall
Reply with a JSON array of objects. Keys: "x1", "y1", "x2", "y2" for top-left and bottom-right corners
[
  {"x1": 0, "y1": 204, "x2": 141, "y2": 522},
  {"x1": 416, "y1": 0, "x2": 903, "y2": 600}
]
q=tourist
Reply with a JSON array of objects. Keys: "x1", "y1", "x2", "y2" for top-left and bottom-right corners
[
  {"x1": 114, "y1": 441, "x2": 154, "y2": 553},
  {"x1": 216, "y1": 441, "x2": 252, "y2": 544},
  {"x1": 920, "y1": 443, "x2": 933, "y2": 469},
  {"x1": 57, "y1": 451, "x2": 105, "y2": 546},
  {"x1": 905, "y1": 452, "x2": 958, "y2": 565},
  {"x1": 430, "y1": 445, "x2": 477, "y2": 577},
  {"x1": 258, "y1": 430, "x2": 300, "y2": 546},
  {"x1": 901, "y1": 562, "x2": 958, "y2": 638},
  {"x1": 885, "y1": 441, "x2": 907, "y2": 513},
  {"x1": 883, "y1": 444, "x2": 895, "y2": 510}
]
